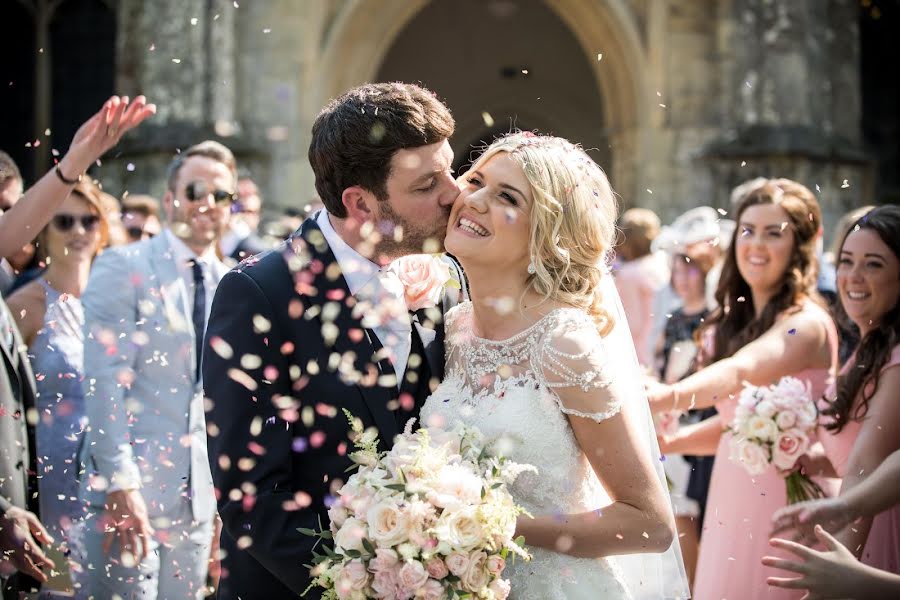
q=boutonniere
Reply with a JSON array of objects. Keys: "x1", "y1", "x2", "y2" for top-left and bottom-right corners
[{"x1": 386, "y1": 254, "x2": 460, "y2": 311}]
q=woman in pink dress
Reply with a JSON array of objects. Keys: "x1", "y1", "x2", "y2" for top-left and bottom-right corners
[
  {"x1": 648, "y1": 179, "x2": 839, "y2": 599},
  {"x1": 770, "y1": 205, "x2": 900, "y2": 582}
]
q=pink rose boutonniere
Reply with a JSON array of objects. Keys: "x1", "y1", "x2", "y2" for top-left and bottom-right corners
[{"x1": 387, "y1": 254, "x2": 459, "y2": 311}]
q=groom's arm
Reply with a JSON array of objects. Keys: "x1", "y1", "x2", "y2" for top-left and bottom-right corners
[{"x1": 203, "y1": 268, "x2": 323, "y2": 594}]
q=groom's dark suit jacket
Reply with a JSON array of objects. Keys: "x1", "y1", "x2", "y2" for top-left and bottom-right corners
[{"x1": 204, "y1": 216, "x2": 457, "y2": 598}]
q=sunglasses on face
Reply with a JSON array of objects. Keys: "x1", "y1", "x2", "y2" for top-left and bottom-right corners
[
  {"x1": 51, "y1": 213, "x2": 100, "y2": 232},
  {"x1": 126, "y1": 226, "x2": 156, "y2": 240},
  {"x1": 185, "y1": 181, "x2": 237, "y2": 206}
]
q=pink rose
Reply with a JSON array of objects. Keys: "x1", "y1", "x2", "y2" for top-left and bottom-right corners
[
  {"x1": 488, "y1": 578, "x2": 512, "y2": 600},
  {"x1": 334, "y1": 560, "x2": 370, "y2": 599},
  {"x1": 772, "y1": 429, "x2": 810, "y2": 471},
  {"x1": 729, "y1": 439, "x2": 770, "y2": 476},
  {"x1": 398, "y1": 560, "x2": 429, "y2": 593},
  {"x1": 445, "y1": 552, "x2": 470, "y2": 577},
  {"x1": 425, "y1": 557, "x2": 449, "y2": 580},
  {"x1": 388, "y1": 255, "x2": 452, "y2": 311},
  {"x1": 486, "y1": 555, "x2": 505, "y2": 575},
  {"x1": 371, "y1": 548, "x2": 400, "y2": 572},
  {"x1": 461, "y1": 550, "x2": 490, "y2": 591},
  {"x1": 415, "y1": 578, "x2": 444, "y2": 600},
  {"x1": 371, "y1": 565, "x2": 401, "y2": 599}
]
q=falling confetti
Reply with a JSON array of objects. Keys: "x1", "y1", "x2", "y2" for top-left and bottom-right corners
[{"x1": 482, "y1": 111, "x2": 494, "y2": 127}]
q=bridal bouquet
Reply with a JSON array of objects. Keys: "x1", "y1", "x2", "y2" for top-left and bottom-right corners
[
  {"x1": 301, "y1": 413, "x2": 534, "y2": 600},
  {"x1": 727, "y1": 376, "x2": 825, "y2": 504}
]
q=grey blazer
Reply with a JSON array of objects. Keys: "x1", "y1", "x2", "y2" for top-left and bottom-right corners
[
  {"x1": 0, "y1": 296, "x2": 37, "y2": 515},
  {"x1": 78, "y1": 233, "x2": 228, "y2": 523}
]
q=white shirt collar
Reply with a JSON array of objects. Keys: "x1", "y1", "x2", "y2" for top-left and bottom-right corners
[
  {"x1": 316, "y1": 210, "x2": 380, "y2": 296},
  {"x1": 164, "y1": 228, "x2": 218, "y2": 269}
]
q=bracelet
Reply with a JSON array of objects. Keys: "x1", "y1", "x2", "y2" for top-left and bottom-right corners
[{"x1": 54, "y1": 163, "x2": 82, "y2": 185}]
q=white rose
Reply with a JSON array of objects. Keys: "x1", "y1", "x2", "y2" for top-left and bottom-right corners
[
  {"x1": 428, "y1": 465, "x2": 482, "y2": 509},
  {"x1": 367, "y1": 500, "x2": 410, "y2": 548},
  {"x1": 746, "y1": 415, "x2": 779, "y2": 442},
  {"x1": 404, "y1": 500, "x2": 437, "y2": 547},
  {"x1": 433, "y1": 507, "x2": 483, "y2": 552},
  {"x1": 755, "y1": 400, "x2": 777, "y2": 419},
  {"x1": 328, "y1": 503, "x2": 349, "y2": 531},
  {"x1": 334, "y1": 517, "x2": 367, "y2": 553},
  {"x1": 729, "y1": 439, "x2": 770, "y2": 476},
  {"x1": 334, "y1": 559, "x2": 369, "y2": 600}
]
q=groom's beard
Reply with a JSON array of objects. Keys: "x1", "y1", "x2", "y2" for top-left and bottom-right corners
[{"x1": 372, "y1": 201, "x2": 451, "y2": 261}]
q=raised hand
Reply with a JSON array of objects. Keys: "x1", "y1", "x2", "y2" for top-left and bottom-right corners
[
  {"x1": 62, "y1": 95, "x2": 157, "y2": 176},
  {"x1": 763, "y1": 525, "x2": 889, "y2": 599},
  {"x1": 770, "y1": 496, "x2": 855, "y2": 545},
  {"x1": 0, "y1": 506, "x2": 55, "y2": 582}
]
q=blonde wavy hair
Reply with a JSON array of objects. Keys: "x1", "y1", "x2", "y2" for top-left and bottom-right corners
[{"x1": 470, "y1": 132, "x2": 618, "y2": 335}]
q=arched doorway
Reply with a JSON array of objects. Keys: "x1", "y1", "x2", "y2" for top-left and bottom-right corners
[
  {"x1": 316, "y1": 0, "x2": 648, "y2": 199},
  {"x1": 375, "y1": 0, "x2": 609, "y2": 175}
]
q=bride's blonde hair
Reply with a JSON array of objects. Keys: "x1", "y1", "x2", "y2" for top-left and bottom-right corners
[{"x1": 470, "y1": 132, "x2": 618, "y2": 335}]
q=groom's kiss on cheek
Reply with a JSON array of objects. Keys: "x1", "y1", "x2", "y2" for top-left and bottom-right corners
[{"x1": 365, "y1": 139, "x2": 457, "y2": 263}]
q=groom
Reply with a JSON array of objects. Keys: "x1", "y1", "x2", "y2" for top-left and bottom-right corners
[{"x1": 203, "y1": 83, "x2": 461, "y2": 598}]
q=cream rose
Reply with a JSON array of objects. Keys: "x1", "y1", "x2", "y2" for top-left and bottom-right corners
[
  {"x1": 387, "y1": 255, "x2": 452, "y2": 311},
  {"x1": 461, "y1": 550, "x2": 490, "y2": 591},
  {"x1": 434, "y1": 507, "x2": 483, "y2": 551},
  {"x1": 334, "y1": 517, "x2": 367, "y2": 553},
  {"x1": 488, "y1": 578, "x2": 512, "y2": 600},
  {"x1": 445, "y1": 552, "x2": 470, "y2": 577},
  {"x1": 772, "y1": 429, "x2": 810, "y2": 471},
  {"x1": 367, "y1": 501, "x2": 410, "y2": 548},
  {"x1": 755, "y1": 399, "x2": 777, "y2": 419},
  {"x1": 746, "y1": 415, "x2": 779, "y2": 442},
  {"x1": 398, "y1": 560, "x2": 429, "y2": 593},
  {"x1": 334, "y1": 559, "x2": 369, "y2": 600},
  {"x1": 428, "y1": 465, "x2": 482, "y2": 509},
  {"x1": 328, "y1": 503, "x2": 349, "y2": 531},
  {"x1": 730, "y1": 439, "x2": 770, "y2": 476},
  {"x1": 775, "y1": 409, "x2": 797, "y2": 430}
]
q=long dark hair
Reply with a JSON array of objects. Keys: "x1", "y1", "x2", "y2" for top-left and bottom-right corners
[
  {"x1": 823, "y1": 205, "x2": 900, "y2": 432},
  {"x1": 702, "y1": 179, "x2": 822, "y2": 363}
]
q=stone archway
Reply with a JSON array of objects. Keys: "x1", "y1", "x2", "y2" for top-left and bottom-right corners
[{"x1": 316, "y1": 0, "x2": 649, "y2": 199}]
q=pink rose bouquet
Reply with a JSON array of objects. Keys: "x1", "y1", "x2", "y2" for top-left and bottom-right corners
[
  {"x1": 301, "y1": 413, "x2": 533, "y2": 599},
  {"x1": 727, "y1": 376, "x2": 825, "y2": 504},
  {"x1": 387, "y1": 254, "x2": 458, "y2": 311}
]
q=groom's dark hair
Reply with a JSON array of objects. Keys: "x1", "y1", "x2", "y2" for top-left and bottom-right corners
[{"x1": 309, "y1": 82, "x2": 455, "y2": 218}]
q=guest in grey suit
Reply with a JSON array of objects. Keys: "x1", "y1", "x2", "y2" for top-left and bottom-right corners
[{"x1": 77, "y1": 141, "x2": 235, "y2": 599}]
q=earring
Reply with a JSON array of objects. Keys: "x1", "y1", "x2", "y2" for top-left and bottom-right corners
[{"x1": 527, "y1": 262, "x2": 536, "y2": 275}]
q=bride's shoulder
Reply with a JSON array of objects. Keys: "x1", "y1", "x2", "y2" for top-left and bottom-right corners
[{"x1": 536, "y1": 307, "x2": 612, "y2": 389}]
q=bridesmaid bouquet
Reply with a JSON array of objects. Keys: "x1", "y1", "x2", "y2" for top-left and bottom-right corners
[
  {"x1": 301, "y1": 412, "x2": 534, "y2": 600},
  {"x1": 727, "y1": 376, "x2": 825, "y2": 504}
]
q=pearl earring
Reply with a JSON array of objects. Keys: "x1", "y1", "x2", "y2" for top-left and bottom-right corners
[{"x1": 527, "y1": 262, "x2": 536, "y2": 275}]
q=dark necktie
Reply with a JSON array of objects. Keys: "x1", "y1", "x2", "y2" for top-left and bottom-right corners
[{"x1": 189, "y1": 259, "x2": 206, "y2": 382}]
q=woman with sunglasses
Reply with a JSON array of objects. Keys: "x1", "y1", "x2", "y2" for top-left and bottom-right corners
[{"x1": 5, "y1": 179, "x2": 109, "y2": 590}]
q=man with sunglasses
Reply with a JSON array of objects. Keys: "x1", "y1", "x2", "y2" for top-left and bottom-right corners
[
  {"x1": 78, "y1": 141, "x2": 234, "y2": 598},
  {"x1": 121, "y1": 194, "x2": 162, "y2": 243}
]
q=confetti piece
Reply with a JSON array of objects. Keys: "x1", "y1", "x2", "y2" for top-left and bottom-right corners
[
  {"x1": 788, "y1": 328, "x2": 796, "y2": 335},
  {"x1": 482, "y1": 111, "x2": 494, "y2": 127},
  {"x1": 597, "y1": 53, "x2": 603, "y2": 61},
  {"x1": 172, "y1": 58, "x2": 181, "y2": 64}
]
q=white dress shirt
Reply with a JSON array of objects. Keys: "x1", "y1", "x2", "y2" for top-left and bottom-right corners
[
  {"x1": 316, "y1": 210, "x2": 412, "y2": 381},
  {"x1": 164, "y1": 228, "x2": 219, "y2": 325}
]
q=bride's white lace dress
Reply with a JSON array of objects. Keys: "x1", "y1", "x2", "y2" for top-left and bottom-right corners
[{"x1": 420, "y1": 302, "x2": 633, "y2": 599}]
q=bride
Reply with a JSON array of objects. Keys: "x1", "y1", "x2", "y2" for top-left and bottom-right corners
[{"x1": 420, "y1": 133, "x2": 689, "y2": 599}]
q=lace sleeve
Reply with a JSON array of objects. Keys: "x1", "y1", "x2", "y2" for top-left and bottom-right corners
[{"x1": 535, "y1": 309, "x2": 622, "y2": 422}]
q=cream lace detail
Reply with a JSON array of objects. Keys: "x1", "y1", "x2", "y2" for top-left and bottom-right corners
[{"x1": 421, "y1": 301, "x2": 630, "y2": 599}]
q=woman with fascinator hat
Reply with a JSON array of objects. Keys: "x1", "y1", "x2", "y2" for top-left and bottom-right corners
[{"x1": 420, "y1": 132, "x2": 689, "y2": 599}]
